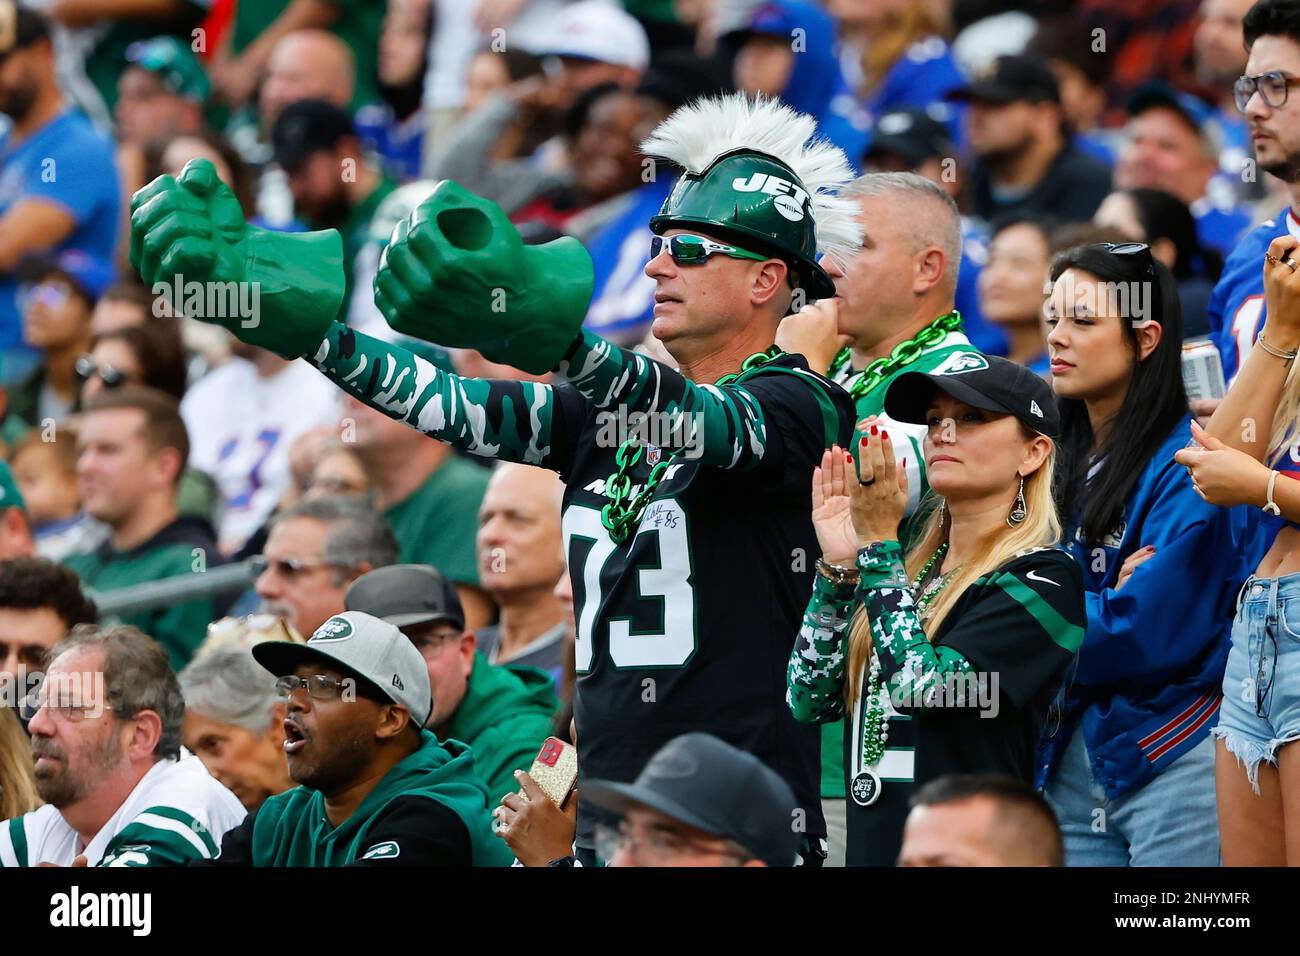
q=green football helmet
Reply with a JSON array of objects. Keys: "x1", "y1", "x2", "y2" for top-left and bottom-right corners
[{"x1": 650, "y1": 149, "x2": 836, "y2": 299}]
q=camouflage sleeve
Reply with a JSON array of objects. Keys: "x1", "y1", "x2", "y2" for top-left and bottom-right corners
[
  {"x1": 556, "y1": 329, "x2": 785, "y2": 470},
  {"x1": 787, "y1": 571, "x2": 856, "y2": 723},
  {"x1": 308, "y1": 321, "x2": 559, "y2": 465},
  {"x1": 858, "y1": 540, "x2": 974, "y2": 710}
]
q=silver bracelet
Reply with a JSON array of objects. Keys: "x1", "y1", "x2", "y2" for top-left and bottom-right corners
[{"x1": 1257, "y1": 331, "x2": 1298, "y2": 365}]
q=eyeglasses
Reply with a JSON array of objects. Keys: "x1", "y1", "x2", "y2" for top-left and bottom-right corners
[
  {"x1": 75, "y1": 354, "x2": 132, "y2": 389},
  {"x1": 405, "y1": 624, "x2": 463, "y2": 657},
  {"x1": 305, "y1": 475, "x2": 367, "y2": 498},
  {"x1": 274, "y1": 674, "x2": 352, "y2": 700},
  {"x1": 594, "y1": 822, "x2": 750, "y2": 866},
  {"x1": 254, "y1": 555, "x2": 349, "y2": 580},
  {"x1": 18, "y1": 689, "x2": 116, "y2": 723},
  {"x1": 650, "y1": 233, "x2": 769, "y2": 266},
  {"x1": 17, "y1": 280, "x2": 73, "y2": 313},
  {"x1": 1233, "y1": 70, "x2": 1300, "y2": 113}
]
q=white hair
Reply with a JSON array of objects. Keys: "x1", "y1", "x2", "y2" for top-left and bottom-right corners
[{"x1": 640, "y1": 93, "x2": 863, "y2": 271}]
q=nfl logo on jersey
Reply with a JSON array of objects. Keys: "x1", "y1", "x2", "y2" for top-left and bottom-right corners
[{"x1": 647, "y1": 445, "x2": 662, "y2": 467}]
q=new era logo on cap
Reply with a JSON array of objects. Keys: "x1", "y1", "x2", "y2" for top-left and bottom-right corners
[
  {"x1": 311, "y1": 616, "x2": 354, "y2": 643},
  {"x1": 932, "y1": 352, "x2": 990, "y2": 375},
  {"x1": 1030, "y1": 400, "x2": 1043, "y2": 418}
]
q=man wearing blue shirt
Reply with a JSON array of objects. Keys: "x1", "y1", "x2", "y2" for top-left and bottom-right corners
[
  {"x1": 0, "y1": 4, "x2": 120, "y2": 383},
  {"x1": 1207, "y1": 2, "x2": 1300, "y2": 386}
]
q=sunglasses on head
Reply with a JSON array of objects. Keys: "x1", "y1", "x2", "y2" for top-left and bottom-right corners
[
  {"x1": 1100, "y1": 241, "x2": 1155, "y2": 273},
  {"x1": 75, "y1": 354, "x2": 130, "y2": 389},
  {"x1": 650, "y1": 233, "x2": 770, "y2": 266}
]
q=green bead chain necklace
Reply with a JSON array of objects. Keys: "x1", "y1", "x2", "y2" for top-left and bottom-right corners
[
  {"x1": 859, "y1": 542, "x2": 951, "y2": 769},
  {"x1": 599, "y1": 345, "x2": 785, "y2": 544},
  {"x1": 830, "y1": 312, "x2": 964, "y2": 399}
]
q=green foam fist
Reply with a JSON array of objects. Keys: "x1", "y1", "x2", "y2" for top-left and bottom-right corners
[
  {"x1": 373, "y1": 180, "x2": 595, "y2": 375},
  {"x1": 129, "y1": 159, "x2": 346, "y2": 359}
]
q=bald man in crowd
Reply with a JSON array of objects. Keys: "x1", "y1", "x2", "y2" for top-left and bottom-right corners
[
  {"x1": 473, "y1": 463, "x2": 569, "y2": 686},
  {"x1": 898, "y1": 774, "x2": 1065, "y2": 867},
  {"x1": 260, "y1": 29, "x2": 356, "y2": 134}
]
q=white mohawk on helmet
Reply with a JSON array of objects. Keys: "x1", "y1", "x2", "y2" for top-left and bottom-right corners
[{"x1": 640, "y1": 92, "x2": 862, "y2": 269}]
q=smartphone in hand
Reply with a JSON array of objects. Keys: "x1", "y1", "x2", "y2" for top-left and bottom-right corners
[{"x1": 525, "y1": 737, "x2": 578, "y2": 807}]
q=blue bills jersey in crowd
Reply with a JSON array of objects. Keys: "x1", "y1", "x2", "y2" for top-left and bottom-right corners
[
  {"x1": 845, "y1": 36, "x2": 969, "y2": 157},
  {"x1": 953, "y1": 219, "x2": 1008, "y2": 356},
  {"x1": 1208, "y1": 203, "x2": 1298, "y2": 382}
]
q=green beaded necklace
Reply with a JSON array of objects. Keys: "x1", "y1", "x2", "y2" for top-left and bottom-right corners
[
  {"x1": 859, "y1": 542, "x2": 951, "y2": 769},
  {"x1": 599, "y1": 346, "x2": 785, "y2": 544},
  {"x1": 829, "y1": 311, "x2": 964, "y2": 399}
]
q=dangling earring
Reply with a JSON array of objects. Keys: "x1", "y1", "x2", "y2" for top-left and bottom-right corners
[
  {"x1": 1008, "y1": 475, "x2": 1027, "y2": 527},
  {"x1": 938, "y1": 497, "x2": 947, "y2": 528}
]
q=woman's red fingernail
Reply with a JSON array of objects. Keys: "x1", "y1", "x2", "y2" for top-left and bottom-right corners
[
  {"x1": 881, "y1": 429, "x2": 890, "y2": 441},
  {"x1": 870, "y1": 424, "x2": 879, "y2": 436},
  {"x1": 860, "y1": 436, "x2": 869, "y2": 446},
  {"x1": 902, "y1": 457, "x2": 907, "y2": 468}
]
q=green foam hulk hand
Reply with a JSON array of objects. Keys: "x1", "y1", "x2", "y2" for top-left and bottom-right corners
[
  {"x1": 129, "y1": 159, "x2": 346, "y2": 359},
  {"x1": 373, "y1": 180, "x2": 595, "y2": 375}
]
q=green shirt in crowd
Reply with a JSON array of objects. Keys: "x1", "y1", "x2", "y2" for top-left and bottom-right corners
[
  {"x1": 438, "y1": 654, "x2": 559, "y2": 802},
  {"x1": 63, "y1": 515, "x2": 219, "y2": 671},
  {"x1": 383, "y1": 454, "x2": 490, "y2": 586},
  {"x1": 204, "y1": 731, "x2": 512, "y2": 866},
  {"x1": 228, "y1": 0, "x2": 384, "y2": 110}
]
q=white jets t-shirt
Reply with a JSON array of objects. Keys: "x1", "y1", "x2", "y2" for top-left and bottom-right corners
[
  {"x1": 0, "y1": 751, "x2": 245, "y2": 867},
  {"x1": 182, "y1": 357, "x2": 341, "y2": 552}
]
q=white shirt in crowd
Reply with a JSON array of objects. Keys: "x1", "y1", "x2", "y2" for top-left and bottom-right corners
[{"x1": 181, "y1": 356, "x2": 341, "y2": 553}]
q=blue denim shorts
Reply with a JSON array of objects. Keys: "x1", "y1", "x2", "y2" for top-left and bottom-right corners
[{"x1": 1213, "y1": 573, "x2": 1300, "y2": 793}]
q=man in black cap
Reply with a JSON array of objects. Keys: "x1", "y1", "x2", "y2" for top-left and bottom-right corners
[
  {"x1": 344, "y1": 564, "x2": 558, "y2": 801},
  {"x1": 271, "y1": 98, "x2": 396, "y2": 317},
  {"x1": 584, "y1": 732, "x2": 799, "y2": 867},
  {"x1": 950, "y1": 54, "x2": 1112, "y2": 225}
]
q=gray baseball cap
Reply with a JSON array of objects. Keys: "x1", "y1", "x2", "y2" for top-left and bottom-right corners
[
  {"x1": 344, "y1": 564, "x2": 464, "y2": 630},
  {"x1": 251, "y1": 611, "x2": 433, "y2": 726},
  {"x1": 583, "y1": 733, "x2": 800, "y2": 867}
]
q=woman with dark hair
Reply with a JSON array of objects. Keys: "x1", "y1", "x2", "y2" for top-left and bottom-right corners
[
  {"x1": 1039, "y1": 243, "x2": 1264, "y2": 865},
  {"x1": 79, "y1": 320, "x2": 188, "y2": 405},
  {"x1": 1094, "y1": 187, "x2": 1224, "y2": 339}
]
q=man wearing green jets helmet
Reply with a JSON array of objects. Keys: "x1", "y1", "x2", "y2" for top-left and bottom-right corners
[{"x1": 128, "y1": 92, "x2": 860, "y2": 866}]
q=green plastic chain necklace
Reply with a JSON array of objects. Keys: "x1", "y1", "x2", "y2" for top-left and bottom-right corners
[
  {"x1": 859, "y1": 542, "x2": 951, "y2": 769},
  {"x1": 599, "y1": 345, "x2": 786, "y2": 544},
  {"x1": 829, "y1": 311, "x2": 963, "y2": 399}
]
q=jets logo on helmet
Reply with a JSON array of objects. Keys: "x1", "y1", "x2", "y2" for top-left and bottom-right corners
[
  {"x1": 932, "y1": 352, "x2": 990, "y2": 375},
  {"x1": 732, "y1": 172, "x2": 810, "y2": 222}
]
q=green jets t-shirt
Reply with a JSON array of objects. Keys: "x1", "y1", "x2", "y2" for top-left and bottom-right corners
[{"x1": 383, "y1": 455, "x2": 491, "y2": 586}]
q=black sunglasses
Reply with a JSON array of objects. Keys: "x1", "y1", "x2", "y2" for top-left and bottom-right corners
[
  {"x1": 75, "y1": 354, "x2": 131, "y2": 389},
  {"x1": 1099, "y1": 241, "x2": 1156, "y2": 273}
]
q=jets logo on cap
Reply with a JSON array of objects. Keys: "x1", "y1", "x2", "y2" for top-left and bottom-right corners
[
  {"x1": 311, "y1": 616, "x2": 354, "y2": 643},
  {"x1": 932, "y1": 352, "x2": 989, "y2": 375},
  {"x1": 1030, "y1": 400, "x2": 1043, "y2": 418},
  {"x1": 731, "y1": 172, "x2": 809, "y2": 222}
]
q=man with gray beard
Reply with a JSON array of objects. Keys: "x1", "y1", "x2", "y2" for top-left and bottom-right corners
[{"x1": 0, "y1": 625, "x2": 243, "y2": 866}]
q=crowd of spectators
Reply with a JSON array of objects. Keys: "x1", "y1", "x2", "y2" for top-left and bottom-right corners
[{"x1": 0, "y1": 0, "x2": 1298, "y2": 869}]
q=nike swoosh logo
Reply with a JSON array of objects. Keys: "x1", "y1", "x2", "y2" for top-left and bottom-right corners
[{"x1": 1025, "y1": 570, "x2": 1059, "y2": 587}]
